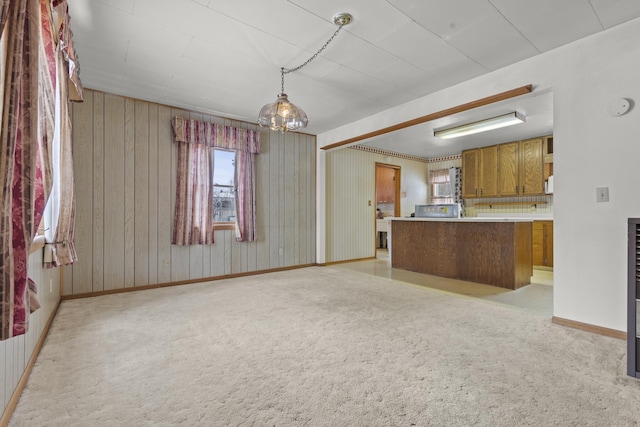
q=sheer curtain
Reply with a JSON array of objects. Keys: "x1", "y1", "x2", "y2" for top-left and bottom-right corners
[
  {"x1": 171, "y1": 117, "x2": 260, "y2": 245},
  {"x1": 43, "y1": 46, "x2": 78, "y2": 267},
  {"x1": 42, "y1": 0, "x2": 81, "y2": 267},
  {"x1": 172, "y1": 135, "x2": 216, "y2": 245},
  {"x1": 235, "y1": 149, "x2": 257, "y2": 242}
]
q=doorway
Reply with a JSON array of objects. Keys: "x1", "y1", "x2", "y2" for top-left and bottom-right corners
[{"x1": 375, "y1": 163, "x2": 400, "y2": 258}]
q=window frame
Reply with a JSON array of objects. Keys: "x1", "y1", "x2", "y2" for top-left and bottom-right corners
[
  {"x1": 213, "y1": 149, "x2": 237, "y2": 230},
  {"x1": 429, "y1": 168, "x2": 454, "y2": 205}
]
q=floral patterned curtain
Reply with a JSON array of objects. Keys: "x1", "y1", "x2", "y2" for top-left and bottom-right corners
[
  {"x1": 171, "y1": 117, "x2": 260, "y2": 244},
  {"x1": 235, "y1": 149, "x2": 257, "y2": 242},
  {"x1": 0, "y1": 0, "x2": 81, "y2": 340},
  {"x1": 39, "y1": 0, "x2": 81, "y2": 267},
  {"x1": 1, "y1": 0, "x2": 48, "y2": 340},
  {"x1": 173, "y1": 136, "x2": 216, "y2": 245},
  {"x1": 451, "y1": 166, "x2": 465, "y2": 217},
  {"x1": 0, "y1": 0, "x2": 11, "y2": 33},
  {"x1": 53, "y1": 0, "x2": 82, "y2": 101}
]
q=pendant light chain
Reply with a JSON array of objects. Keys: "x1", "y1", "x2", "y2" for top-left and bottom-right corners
[
  {"x1": 258, "y1": 12, "x2": 352, "y2": 132},
  {"x1": 280, "y1": 24, "x2": 345, "y2": 93},
  {"x1": 283, "y1": 25, "x2": 345, "y2": 75}
]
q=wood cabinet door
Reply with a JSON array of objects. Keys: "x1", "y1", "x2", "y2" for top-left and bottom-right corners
[
  {"x1": 478, "y1": 145, "x2": 498, "y2": 197},
  {"x1": 519, "y1": 138, "x2": 544, "y2": 195},
  {"x1": 532, "y1": 220, "x2": 553, "y2": 267},
  {"x1": 462, "y1": 149, "x2": 479, "y2": 198},
  {"x1": 544, "y1": 221, "x2": 553, "y2": 267},
  {"x1": 376, "y1": 166, "x2": 396, "y2": 203},
  {"x1": 497, "y1": 142, "x2": 519, "y2": 196},
  {"x1": 532, "y1": 221, "x2": 544, "y2": 265}
]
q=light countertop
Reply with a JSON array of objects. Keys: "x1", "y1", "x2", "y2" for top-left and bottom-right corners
[{"x1": 390, "y1": 217, "x2": 537, "y2": 223}]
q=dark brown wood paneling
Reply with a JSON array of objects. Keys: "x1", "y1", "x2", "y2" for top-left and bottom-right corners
[
  {"x1": 457, "y1": 222, "x2": 515, "y2": 287},
  {"x1": 435, "y1": 222, "x2": 458, "y2": 277},
  {"x1": 514, "y1": 222, "x2": 533, "y2": 286},
  {"x1": 392, "y1": 220, "x2": 532, "y2": 289}
]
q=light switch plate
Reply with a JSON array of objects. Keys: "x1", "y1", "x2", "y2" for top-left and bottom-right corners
[{"x1": 596, "y1": 187, "x2": 609, "y2": 202}]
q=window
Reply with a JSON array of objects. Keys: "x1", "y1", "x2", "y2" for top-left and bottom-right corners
[
  {"x1": 429, "y1": 168, "x2": 454, "y2": 204},
  {"x1": 213, "y1": 149, "x2": 236, "y2": 223}
]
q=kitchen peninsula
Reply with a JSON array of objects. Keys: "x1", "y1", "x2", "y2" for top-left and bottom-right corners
[{"x1": 391, "y1": 218, "x2": 533, "y2": 289}]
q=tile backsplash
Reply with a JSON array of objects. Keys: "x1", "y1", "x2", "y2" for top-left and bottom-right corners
[{"x1": 464, "y1": 195, "x2": 553, "y2": 217}]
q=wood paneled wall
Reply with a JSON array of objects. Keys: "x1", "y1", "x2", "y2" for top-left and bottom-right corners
[
  {"x1": 325, "y1": 148, "x2": 428, "y2": 263},
  {"x1": 64, "y1": 90, "x2": 316, "y2": 295},
  {"x1": 1, "y1": 251, "x2": 60, "y2": 422}
]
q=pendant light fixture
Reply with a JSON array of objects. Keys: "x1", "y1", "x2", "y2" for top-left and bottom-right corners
[{"x1": 257, "y1": 13, "x2": 353, "y2": 132}]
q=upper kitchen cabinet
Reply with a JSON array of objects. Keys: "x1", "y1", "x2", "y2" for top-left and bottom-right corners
[
  {"x1": 479, "y1": 146, "x2": 498, "y2": 197},
  {"x1": 462, "y1": 149, "x2": 479, "y2": 198},
  {"x1": 498, "y1": 137, "x2": 544, "y2": 196},
  {"x1": 497, "y1": 141, "x2": 519, "y2": 196},
  {"x1": 519, "y1": 138, "x2": 544, "y2": 195},
  {"x1": 543, "y1": 135, "x2": 554, "y2": 183},
  {"x1": 462, "y1": 146, "x2": 498, "y2": 198},
  {"x1": 463, "y1": 136, "x2": 546, "y2": 199},
  {"x1": 376, "y1": 165, "x2": 396, "y2": 204}
]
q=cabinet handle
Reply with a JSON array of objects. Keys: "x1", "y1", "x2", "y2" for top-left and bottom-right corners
[
  {"x1": 522, "y1": 186, "x2": 525, "y2": 193},
  {"x1": 475, "y1": 188, "x2": 478, "y2": 196},
  {"x1": 480, "y1": 188, "x2": 483, "y2": 195}
]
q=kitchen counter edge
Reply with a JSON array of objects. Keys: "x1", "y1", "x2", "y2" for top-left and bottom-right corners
[{"x1": 389, "y1": 217, "x2": 537, "y2": 223}]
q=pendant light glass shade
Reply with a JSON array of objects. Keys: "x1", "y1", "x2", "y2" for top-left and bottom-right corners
[
  {"x1": 257, "y1": 92, "x2": 308, "y2": 132},
  {"x1": 257, "y1": 13, "x2": 352, "y2": 132}
]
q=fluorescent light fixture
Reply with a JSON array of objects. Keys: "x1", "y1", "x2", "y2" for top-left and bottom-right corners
[{"x1": 434, "y1": 112, "x2": 526, "y2": 139}]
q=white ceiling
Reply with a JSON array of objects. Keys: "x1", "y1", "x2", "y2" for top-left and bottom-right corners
[{"x1": 68, "y1": 0, "x2": 640, "y2": 158}]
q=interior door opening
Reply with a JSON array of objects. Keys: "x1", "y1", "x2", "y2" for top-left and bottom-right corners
[{"x1": 375, "y1": 163, "x2": 400, "y2": 258}]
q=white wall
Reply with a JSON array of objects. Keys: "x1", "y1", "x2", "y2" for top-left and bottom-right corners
[
  {"x1": 317, "y1": 18, "x2": 640, "y2": 332},
  {"x1": 1, "y1": 250, "x2": 60, "y2": 422},
  {"x1": 324, "y1": 148, "x2": 428, "y2": 263}
]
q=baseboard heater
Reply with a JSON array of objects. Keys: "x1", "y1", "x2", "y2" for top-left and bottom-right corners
[{"x1": 627, "y1": 218, "x2": 640, "y2": 378}]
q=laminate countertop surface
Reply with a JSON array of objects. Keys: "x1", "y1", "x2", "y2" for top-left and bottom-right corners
[{"x1": 390, "y1": 217, "x2": 538, "y2": 223}]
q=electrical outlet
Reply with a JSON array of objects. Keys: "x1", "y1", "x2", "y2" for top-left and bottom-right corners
[
  {"x1": 279, "y1": 248, "x2": 284, "y2": 256},
  {"x1": 49, "y1": 278, "x2": 53, "y2": 293},
  {"x1": 163, "y1": 259, "x2": 170, "y2": 268},
  {"x1": 596, "y1": 187, "x2": 609, "y2": 202}
]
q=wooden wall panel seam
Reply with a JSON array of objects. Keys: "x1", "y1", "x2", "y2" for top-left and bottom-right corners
[{"x1": 68, "y1": 90, "x2": 316, "y2": 294}]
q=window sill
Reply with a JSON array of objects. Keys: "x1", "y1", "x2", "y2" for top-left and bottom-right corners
[{"x1": 214, "y1": 222, "x2": 236, "y2": 231}]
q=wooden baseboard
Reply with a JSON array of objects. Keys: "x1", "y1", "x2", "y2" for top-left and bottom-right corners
[
  {"x1": 0, "y1": 299, "x2": 61, "y2": 427},
  {"x1": 61, "y1": 263, "x2": 317, "y2": 300},
  {"x1": 552, "y1": 316, "x2": 626, "y2": 340},
  {"x1": 325, "y1": 256, "x2": 377, "y2": 266}
]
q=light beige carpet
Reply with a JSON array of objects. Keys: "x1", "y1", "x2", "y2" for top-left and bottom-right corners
[{"x1": 9, "y1": 267, "x2": 640, "y2": 426}]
